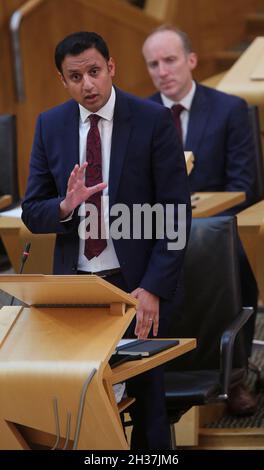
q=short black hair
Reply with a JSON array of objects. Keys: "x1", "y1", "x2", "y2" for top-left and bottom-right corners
[{"x1": 55, "y1": 31, "x2": 110, "y2": 73}]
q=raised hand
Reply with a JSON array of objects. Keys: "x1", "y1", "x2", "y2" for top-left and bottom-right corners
[{"x1": 60, "y1": 162, "x2": 107, "y2": 219}]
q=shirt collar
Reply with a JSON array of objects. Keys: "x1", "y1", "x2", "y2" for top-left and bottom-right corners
[
  {"x1": 161, "y1": 80, "x2": 196, "y2": 111},
  {"x1": 79, "y1": 86, "x2": 116, "y2": 123}
]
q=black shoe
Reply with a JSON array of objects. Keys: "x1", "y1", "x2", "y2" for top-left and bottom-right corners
[{"x1": 227, "y1": 384, "x2": 257, "y2": 416}]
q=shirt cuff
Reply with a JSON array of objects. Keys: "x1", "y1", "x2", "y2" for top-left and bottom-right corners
[{"x1": 60, "y1": 210, "x2": 74, "y2": 222}]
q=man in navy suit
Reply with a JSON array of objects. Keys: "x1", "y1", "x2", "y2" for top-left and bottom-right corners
[
  {"x1": 22, "y1": 31, "x2": 191, "y2": 449},
  {"x1": 142, "y1": 25, "x2": 258, "y2": 416}
]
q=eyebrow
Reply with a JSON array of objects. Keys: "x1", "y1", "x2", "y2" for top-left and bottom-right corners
[
  {"x1": 66, "y1": 61, "x2": 99, "y2": 73},
  {"x1": 148, "y1": 54, "x2": 177, "y2": 63}
]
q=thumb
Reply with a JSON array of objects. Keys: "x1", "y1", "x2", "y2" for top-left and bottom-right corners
[
  {"x1": 131, "y1": 288, "x2": 141, "y2": 298},
  {"x1": 88, "y1": 182, "x2": 107, "y2": 197}
]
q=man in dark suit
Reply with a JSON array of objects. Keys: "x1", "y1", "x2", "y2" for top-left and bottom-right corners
[
  {"x1": 142, "y1": 25, "x2": 258, "y2": 416},
  {"x1": 22, "y1": 31, "x2": 191, "y2": 449}
]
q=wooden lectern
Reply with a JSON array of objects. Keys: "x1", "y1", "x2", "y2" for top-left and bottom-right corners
[{"x1": 0, "y1": 274, "x2": 195, "y2": 450}]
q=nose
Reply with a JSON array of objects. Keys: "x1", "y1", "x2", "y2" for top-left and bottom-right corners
[
  {"x1": 157, "y1": 62, "x2": 168, "y2": 77},
  {"x1": 82, "y1": 73, "x2": 94, "y2": 91}
]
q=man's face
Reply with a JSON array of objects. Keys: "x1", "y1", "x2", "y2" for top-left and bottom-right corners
[
  {"x1": 142, "y1": 31, "x2": 197, "y2": 102},
  {"x1": 59, "y1": 47, "x2": 115, "y2": 112}
]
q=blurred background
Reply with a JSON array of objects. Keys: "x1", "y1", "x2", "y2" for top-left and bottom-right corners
[
  {"x1": 1, "y1": 0, "x2": 264, "y2": 449},
  {"x1": 1, "y1": 0, "x2": 263, "y2": 199}
]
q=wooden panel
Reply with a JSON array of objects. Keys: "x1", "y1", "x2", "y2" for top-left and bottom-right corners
[
  {"x1": 110, "y1": 338, "x2": 196, "y2": 383},
  {"x1": 9, "y1": 0, "x2": 158, "y2": 195},
  {"x1": 0, "y1": 305, "x2": 134, "y2": 363},
  {"x1": 202, "y1": 71, "x2": 227, "y2": 88},
  {"x1": 218, "y1": 37, "x2": 264, "y2": 103},
  {"x1": 184, "y1": 151, "x2": 194, "y2": 175},
  {"x1": 0, "y1": 193, "x2": 244, "y2": 275},
  {"x1": 0, "y1": 195, "x2": 12, "y2": 210},
  {"x1": 145, "y1": 0, "x2": 179, "y2": 21},
  {"x1": 0, "y1": 304, "x2": 132, "y2": 450},
  {"x1": 0, "y1": 306, "x2": 23, "y2": 346},
  {"x1": 0, "y1": 274, "x2": 137, "y2": 307},
  {"x1": 0, "y1": 302, "x2": 195, "y2": 450},
  {"x1": 145, "y1": 0, "x2": 263, "y2": 81},
  {"x1": 192, "y1": 192, "x2": 245, "y2": 217},
  {"x1": 0, "y1": 1, "x2": 25, "y2": 113},
  {"x1": 1, "y1": 0, "x2": 261, "y2": 200},
  {"x1": 175, "y1": 406, "x2": 199, "y2": 446},
  {"x1": 0, "y1": 215, "x2": 55, "y2": 274},
  {"x1": 0, "y1": 420, "x2": 29, "y2": 450},
  {"x1": 118, "y1": 397, "x2": 136, "y2": 413},
  {"x1": 198, "y1": 427, "x2": 264, "y2": 450},
  {"x1": 0, "y1": 216, "x2": 21, "y2": 272}
]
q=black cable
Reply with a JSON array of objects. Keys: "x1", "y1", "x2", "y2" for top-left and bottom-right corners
[{"x1": 10, "y1": 242, "x2": 31, "y2": 306}]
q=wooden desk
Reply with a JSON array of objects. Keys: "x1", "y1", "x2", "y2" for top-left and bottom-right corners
[
  {"x1": 0, "y1": 216, "x2": 55, "y2": 274},
  {"x1": 192, "y1": 191, "x2": 245, "y2": 218},
  {"x1": 0, "y1": 217, "x2": 22, "y2": 272},
  {"x1": 0, "y1": 195, "x2": 12, "y2": 211},
  {"x1": 185, "y1": 151, "x2": 194, "y2": 175},
  {"x1": 0, "y1": 275, "x2": 196, "y2": 449},
  {"x1": 237, "y1": 200, "x2": 264, "y2": 300},
  {"x1": 217, "y1": 37, "x2": 264, "y2": 104},
  {"x1": 0, "y1": 192, "x2": 245, "y2": 274}
]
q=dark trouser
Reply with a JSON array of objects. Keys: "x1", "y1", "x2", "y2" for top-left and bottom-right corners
[{"x1": 101, "y1": 271, "x2": 172, "y2": 450}]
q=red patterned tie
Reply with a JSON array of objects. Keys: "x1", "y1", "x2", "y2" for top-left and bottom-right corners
[
  {"x1": 84, "y1": 114, "x2": 107, "y2": 260},
  {"x1": 171, "y1": 104, "x2": 185, "y2": 143}
]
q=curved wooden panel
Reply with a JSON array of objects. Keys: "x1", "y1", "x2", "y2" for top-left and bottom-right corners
[
  {"x1": 2, "y1": 0, "x2": 262, "y2": 196},
  {"x1": 12, "y1": 0, "x2": 157, "y2": 195}
]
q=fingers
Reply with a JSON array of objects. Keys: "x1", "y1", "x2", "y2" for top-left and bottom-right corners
[
  {"x1": 67, "y1": 163, "x2": 88, "y2": 192},
  {"x1": 87, "y1": 182, "x2": 107, "y2": 197},
  {"x1": 135, "y1": 310, "x2": 148, "y2": 339},
  {"x1": 133, "y1": 289, "x2": 159, "y2": 339},
  {"x1": 152, "y1": 314, "x2": 159, "y2": 337},
  {"x1": 67, "y1": 165, "x2": 78, "y2": 192},
  {"x1": 67, "y1": 163, "x2": 107, "y2": 198},
  {"x1": 135, "y1": 311, "x2": 158, "y2": 339},
  {"x1": 63, "y1": 164, "x2": 107, "y2": 216},
  {"x1": 131, "y1": 287, "x2": 143, "y2": 298}
]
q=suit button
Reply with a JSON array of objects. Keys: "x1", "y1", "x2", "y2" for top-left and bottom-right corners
[{"x1": 72, "y1": 267, "x2": 77, "y2": 273}]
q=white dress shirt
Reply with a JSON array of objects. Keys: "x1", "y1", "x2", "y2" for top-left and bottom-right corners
[
  {"x1": 77, "y1": 86, "x2": 120, "y2": 272},
  {"x1": 161, "y1": 81, "x2": 196, "y2": 146}
]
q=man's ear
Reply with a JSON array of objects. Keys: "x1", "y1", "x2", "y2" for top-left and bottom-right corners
[
  {"x1": 58, "y1": 71, "x2": 67, "y2": 88},
  {"x1": 188, "y1": 52, "x2": 198, "y2": 71},
  {"x1": 107, "y1": 57, "x2": 115, "y2": 77}
]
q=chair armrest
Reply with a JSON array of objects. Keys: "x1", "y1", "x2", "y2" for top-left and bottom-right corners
[{"x1": 219, "y1": 306, "x2": 253, "y2": 397}]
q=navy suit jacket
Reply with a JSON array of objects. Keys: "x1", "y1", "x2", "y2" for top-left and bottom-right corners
[
  {"x1": 150, "y1": 83, "x2": 256, "y2": 211},
  {"x1": 22, "y1": 87, "x2": 191, "y2": 302}
]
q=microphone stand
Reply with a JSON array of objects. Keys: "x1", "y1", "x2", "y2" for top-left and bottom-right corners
[{"x1": 10, "y1": 242, "x2": 31, "y2": 306}]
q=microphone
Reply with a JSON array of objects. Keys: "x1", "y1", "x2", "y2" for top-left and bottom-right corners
[
  {"x1": 19, "y1": 242, "x2": 31, "y2": 274},
  {"x1": 10, "y1": 242, "x2": 31, "y2": 306}
]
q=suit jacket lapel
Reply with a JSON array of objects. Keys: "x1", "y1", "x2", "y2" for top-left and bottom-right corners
[
  {"x1": 150, "y1": 92, "x2": 163, "y2": 105},
  {"x1": 61, "y1": 100, "x2": 80, "y2": 191},
  {"x1": 151, "y1": 88, "x2": 211, "y2": 156},
  {"x1": 109, "y1": 88, "x2": 132, "y2": 207},
  {"x1": 185, "y1": 84, "x2": 210, "y2": 155}
]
